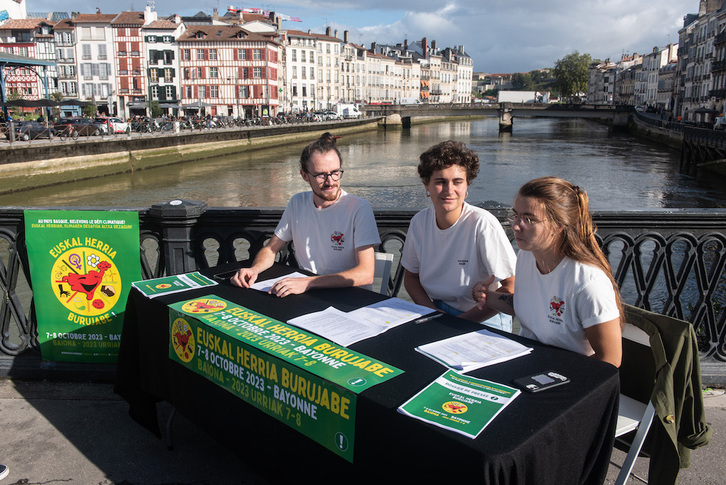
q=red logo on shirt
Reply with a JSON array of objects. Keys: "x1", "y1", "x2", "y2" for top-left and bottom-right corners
[
  {"x1": 331, "y1": 232, "x2": 345, "y2": 246},
  {"x1": 550, "y1": 297, "x2": 565, "y2": 317}
]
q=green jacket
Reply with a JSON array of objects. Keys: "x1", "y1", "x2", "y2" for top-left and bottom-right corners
[{"x1": 622, "y1": 305, "x2": 712, "y2": 485}]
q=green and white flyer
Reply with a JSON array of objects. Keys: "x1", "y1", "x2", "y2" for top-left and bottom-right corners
[
  {"x1": 24, "y1": 210, "x2": 142, "y2": 363},
  {"x1": 398, "y1": 370, "x2": 520, "y2": 439},
  {"x1": 132, "y1": 272, "x2": 217, "y2": 298}
]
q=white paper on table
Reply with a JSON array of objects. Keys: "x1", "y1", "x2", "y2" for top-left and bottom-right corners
[
  {"x1": 250, "y1": 272, "x2": 308, "y2": 292},
  {"x1": 287, "y1": 306, "x2": 388, "y2": 347},
  {"x1": 346, "y1": 297, "x2": 435, "y2": 327},
  {"x1": 416, "y1": 328, "x2": 533, "y2": 373}
]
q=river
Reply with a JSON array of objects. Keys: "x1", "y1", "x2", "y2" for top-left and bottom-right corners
[{"x1": 1, "y1": 118, "x2": 725, "y2": 209}]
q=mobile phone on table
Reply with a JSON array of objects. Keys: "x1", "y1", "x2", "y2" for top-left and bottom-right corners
[{"x1": 513, "y1": 371, "x2": 569, "y2": 393}]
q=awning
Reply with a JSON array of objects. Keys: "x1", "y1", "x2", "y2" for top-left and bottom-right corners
[
  {"x1": 182, "y1": 101, "x2": 215, "y2": 109},
  {"x1": 0, "y1": 98, "x2": 94, "y2": 108},
  {"x1": 128, "y1": 101, "x2": 148, "y2": 108},
  {"x1": 159, "y1": 103, "x2": 181, "y2": 109}
]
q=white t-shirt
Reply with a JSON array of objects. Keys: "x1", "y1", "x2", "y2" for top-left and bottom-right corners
[
  {"x1": 401, "y1": 203, "x2": 516, "y2": 313},
  {"x1": 515, "y1": 250, "x2": 620, "y2": 356},
  {"x1": 275, "y1": 190, "x2": 381, "y2": 276}
]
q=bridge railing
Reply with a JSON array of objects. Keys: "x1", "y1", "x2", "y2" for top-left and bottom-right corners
[{"x1": 1, "y1": 204, "x2": 725, "y2": 366}]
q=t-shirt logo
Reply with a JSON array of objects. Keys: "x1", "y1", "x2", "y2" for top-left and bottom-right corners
[
  {"x1": 550, "y1": 297, "x2": 565, "y2": 318},
  {"x1": 331, "y1": 231, "x2": 345, "y2": 246}
]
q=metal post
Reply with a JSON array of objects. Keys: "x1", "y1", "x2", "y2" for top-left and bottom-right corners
[{"x1": 148, "y1": 199, "x2": 208, "y2": 275}]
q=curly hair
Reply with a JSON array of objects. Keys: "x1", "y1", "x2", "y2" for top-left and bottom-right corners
[
  {"x1": 417, "y1": 140, "x2": 480, "y2": 183},
  {"x1": 300, "y1": 132, "x2": 342, "y2": 172}
]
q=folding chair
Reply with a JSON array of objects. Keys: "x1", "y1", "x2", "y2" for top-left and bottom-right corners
[
  {"x1": 373, "y1": 252, "x2": 394, "y2": 296},
  {"x1": 614, "y1": 321, "x2": 657, "y2": 484}
]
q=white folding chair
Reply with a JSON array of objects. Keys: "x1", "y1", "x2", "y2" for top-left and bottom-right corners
[
  {"x1": 614, "y1": 322, "x2": 657, "y2": 484},
  {"x1": 373, "y1": 252, "x2": 394, "y2": 295}
]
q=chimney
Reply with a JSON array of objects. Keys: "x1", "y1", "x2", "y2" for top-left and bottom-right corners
[
  {"x1": 371, "y1": 41, "x2": 377, "y2": 52},
  {"x1": 422, "y1": 37, "x2": 428, "y2": 58},
  {"x1": 344, "y1": 30, "x2": 349, "y2": 43},
  {"x1": 213, "y1": 8, "x2": 218, "y2": 20},
  {"x1": 432, "y1": 40, "x2": 437, "y2": 52},
  {"x1": 404, "y1": 39, "x2": 408, "y2": 51},
  {"x1": 326, "y1": 26, "x2": 332, "y2": 36},
  {"x1": 174, "y1": 14, "x2": 181, "y2": 24}
]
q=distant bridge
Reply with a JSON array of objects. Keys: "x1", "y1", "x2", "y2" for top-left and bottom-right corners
[{"x1": 362, "y1": 103, "x2": 632, "y2": 128}]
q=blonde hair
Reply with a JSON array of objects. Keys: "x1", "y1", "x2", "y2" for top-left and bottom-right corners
[{"x1": 518, "y1": 176, "x2": 623, "y2": 319}]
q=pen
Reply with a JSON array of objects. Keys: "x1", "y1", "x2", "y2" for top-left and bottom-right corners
[{"x1": 415, "y1": 312, "x2": 444, "y2": 324}]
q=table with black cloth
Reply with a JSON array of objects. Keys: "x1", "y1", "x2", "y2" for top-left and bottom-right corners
[{"x1": 115, "y1": 263, "x2": 619, "y2": 484}]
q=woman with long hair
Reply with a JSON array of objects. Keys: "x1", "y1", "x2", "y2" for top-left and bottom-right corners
[{"x1": 473, "y1": 176, "x2": 622, "y2": 366}]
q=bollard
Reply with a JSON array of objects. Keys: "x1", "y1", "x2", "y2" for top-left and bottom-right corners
[{"x1": 148, "y1": 199, "x2": 208, "y2": 275}]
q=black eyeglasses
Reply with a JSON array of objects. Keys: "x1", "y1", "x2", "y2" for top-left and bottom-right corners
[{"x1": 308, "y1": 170, "x2": 344, "y2": 182}]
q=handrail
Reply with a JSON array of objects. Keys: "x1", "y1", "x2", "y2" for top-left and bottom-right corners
[{"x1": 1, "y1": 204, "x2": 725, "y2": 366}]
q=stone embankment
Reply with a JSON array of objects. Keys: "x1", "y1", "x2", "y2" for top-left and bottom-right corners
[{"x1": 0, "y1": 119, "x2": 380, "y2": 195}]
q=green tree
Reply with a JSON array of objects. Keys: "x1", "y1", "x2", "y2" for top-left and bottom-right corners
[
  {"x1": 50, "y1": 91, "x2": 64, "y2": 120},
  {"x1": 553, "y1": 51, "x2": 591, "y2": 102},
  {"x1": 82, "y1": 103, "x2": 97, "y2": 118},
  {"x1": 149, "y1": 100, "x2": 162, "y2": 118},
  {"x1": 511, "y1": 73, "x2": 534, "y2": 91}
]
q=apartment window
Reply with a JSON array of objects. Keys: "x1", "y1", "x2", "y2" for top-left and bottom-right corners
[
  {"x1": 199, "y1": 85, "x2": 206, "y2": 98},
  {"x1": 210, "y1": 85, "x2": 219, "y2": 98},
  {"x1": 151, "y1": 85, "x2": 159, "y2": 100},
  {"x1": 196, "y1": 49, "x2": 205, "y2": 60},
  {"x1": 210, "y1": 67, "x2": 218, "y2": 78},
  {"x1": 209, "y1": 48, "x2": 217, "y2": 60},
  {"x1": 253, "y1": 67, "x2": 261, "y2": 78},
  {"x1": 237, "y1": 49, "x2": 246, "y2": 60},
  {"x1": 310, "y1": 51, "x2": 314, "y2": 63},
  {"x1": 185, "y1": 86, "x2": 192, "y2": 99},
  {"x1": 239, "y1": 85, "x2": 249, "y2": 98},
  {"x1": 97, "y1": 44, "x2": 107, "y2": 59},
  {"x1": 82, "y1": 44, "x2": 91, "y2": 60},
  {"x1": 150, "y1": 68, "x2": 159, "y2": 82},
  {"x1": 301, "y1": 50, "x2": 306, "y2": 62},
  {"x1": 183, "y1": 49, "x2": 190, "y2": 61},
  {"x1": 253, "y1": 49, "x2": 261, "y2": 60},
  {"x1": 292, "y1": 66, "x2": 297, "y2": 79},
  {"x1": 292, "y1": 83, "x2": 297, "y2": 96},
  {"x1": 164, "y1": 68, "x2": 173, "y2": 80},
  {"x1": 164, "y1": 51, "x2": 173, "y2": 64},
  {"x1": 291, "y1": 49, "x2": 297, "y2": 61},
  {"x1": 166, "y1": 86, "x2": 174, "y2": 99}
]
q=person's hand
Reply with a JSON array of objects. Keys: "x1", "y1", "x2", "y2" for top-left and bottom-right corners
[
  {"x1": 269, "y1": 276, "x2": 310, "y2": 298},
  {"x1": 472, "y1": 275, "x2": 495, "y2": 309},
  {"x1": 231, "y1": 267, "x2": 258, "y2": 288}
]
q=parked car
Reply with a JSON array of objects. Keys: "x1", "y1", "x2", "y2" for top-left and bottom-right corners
[
  {"x1": 94, "y1": 116, "x2": 130, "y2": 134},
  {"x1": 5, "y1": 121, "x2": 57, "y2": 141},
  {"x1": 324, "y1": 111, "x2": 341, "y2": 120},
  {"x1": 54, "y1": 118, "x2": 103, "y2": 138}
]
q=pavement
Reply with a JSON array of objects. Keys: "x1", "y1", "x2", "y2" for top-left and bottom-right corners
[{"x1": 0, "y1": 379, "x2": 724, "y2": 485}]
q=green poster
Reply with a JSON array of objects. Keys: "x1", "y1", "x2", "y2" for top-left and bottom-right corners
[
  {"x1": 398, "y1": 370, "x2": 521, "y2": 439},
  {"x1": 24, "y1": 210, "x2": 142, "y2": 363}
]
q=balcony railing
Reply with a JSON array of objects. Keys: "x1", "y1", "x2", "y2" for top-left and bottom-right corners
[{"x1": 2, "y1": 204, "x2": 725, "y2": 370}]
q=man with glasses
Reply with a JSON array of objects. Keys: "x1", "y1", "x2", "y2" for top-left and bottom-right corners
[{"x1": 232, "y1": 133, "x2": 380, "y2": 297}]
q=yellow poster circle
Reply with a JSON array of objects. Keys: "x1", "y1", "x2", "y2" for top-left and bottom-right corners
[
  {"x1": 156, "y1": 283, "x2": 172, "y2": 289},
  {"x1": 181, "y1": 298, "x2": 227, "y2": 314},
  {"x1": 51, "y1": 247, "x2": 120, "y2": 316},
  {"x1": 171, "y1": 317, "x2": 195, "y2": 362},
  {"x1": 442, "y1": 401, "x2": 468, "y2": 414}
]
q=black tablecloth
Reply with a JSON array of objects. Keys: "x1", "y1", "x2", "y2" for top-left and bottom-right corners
[{"x1": 115, "y1": 263, "x2": 619, "y2": 484}]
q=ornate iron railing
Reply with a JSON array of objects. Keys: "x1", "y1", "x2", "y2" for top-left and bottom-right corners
[{"x1": 2, "y1": 204, "x2": 725, "y2": 367}]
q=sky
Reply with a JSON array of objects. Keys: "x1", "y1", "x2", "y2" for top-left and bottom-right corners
[{"x1": 24, "y1": 0, "x2": 694, "y2": 73}]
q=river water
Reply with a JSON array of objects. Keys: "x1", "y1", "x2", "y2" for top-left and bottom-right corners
[{"x1": 2, "y1": 118, "x2": 725, "y2": 209}]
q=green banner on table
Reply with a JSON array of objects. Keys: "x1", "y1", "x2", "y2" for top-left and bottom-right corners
[
  {"x1": 168, "y1": 295, "x2": 404, "y2": 462},
  {"x1": 24, "y1": 210, "x2": 141, "y2": 363}
]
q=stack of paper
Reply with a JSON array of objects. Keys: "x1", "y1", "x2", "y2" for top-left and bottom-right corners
[
  {"x1": 416, "y1": 328, "x2": 533, "y2": 372},
  {"x1": 287, "y1": 298, "x2": 435, "y2": 347}
]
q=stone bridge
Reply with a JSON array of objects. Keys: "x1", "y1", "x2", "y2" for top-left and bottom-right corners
[{"x1": 362, "y1": 103, "x2": 632, "y2": 129}]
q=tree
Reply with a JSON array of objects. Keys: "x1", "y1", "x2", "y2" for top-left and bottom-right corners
[
  {"x1": 511, "y1": 73, "x2": 534, "y2": 91},
  {"x1": 150, "y1": 100, "x2": 162, "y2": 118},
  {"x1": 553, "y1": 51, "x2": 591, "y2": 102}
]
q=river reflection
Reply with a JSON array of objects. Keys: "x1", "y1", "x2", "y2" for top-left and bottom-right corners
[{"x1": 1, "y1": 118, "x2": 724, "y2": 209}]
